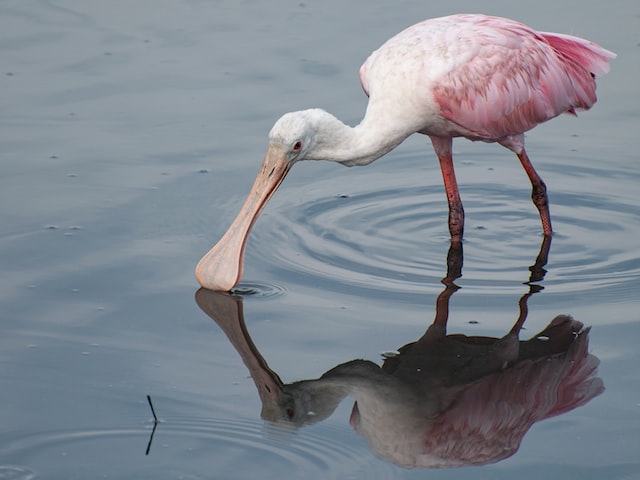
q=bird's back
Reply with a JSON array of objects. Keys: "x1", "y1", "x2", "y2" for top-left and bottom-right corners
[{"x1": 359, "y1": 14, "x2": 615, "y2": 140}]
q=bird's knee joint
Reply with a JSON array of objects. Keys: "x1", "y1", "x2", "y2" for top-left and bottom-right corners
[{"x1": 531, "y1": 182, "x2": 548, "y2": 206}]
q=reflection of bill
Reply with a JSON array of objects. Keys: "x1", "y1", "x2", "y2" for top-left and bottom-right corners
[{"x1": 196, "y1": 239, "x2": 603, "y2": 468}]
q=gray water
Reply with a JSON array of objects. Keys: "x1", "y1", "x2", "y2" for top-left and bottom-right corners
[{"x1": 1, "y1": 1, "x2": 639, "y2": 478}]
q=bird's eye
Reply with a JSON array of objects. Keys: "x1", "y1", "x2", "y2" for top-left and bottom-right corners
[{"x1": 293, "y1": 141, "x2": 302, "y2": 151}]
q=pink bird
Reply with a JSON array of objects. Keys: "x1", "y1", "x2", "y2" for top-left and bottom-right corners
[{"x1": 196, "y1": 14, "x2": 615, "y2": 291}]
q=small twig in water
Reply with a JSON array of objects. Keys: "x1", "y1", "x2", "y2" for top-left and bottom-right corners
[
  {"x1": 147, "y1": 394, "x2": 159, "y2": 423},
  {"x1": 145, "y1": 395, "x2": 160, "y2": 456},
  {"x1": 145, "y1": 421, "x2": 158, "y2": 456}
]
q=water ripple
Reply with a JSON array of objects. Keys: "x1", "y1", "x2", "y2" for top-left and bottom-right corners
[
  {"x1": 0, "y1": 418, "x2": 395, "y2": 479},
  {"x1": 249, "y1": 158, "x2": 640, "y2": 299},
  {"x1": 231, "y1": 281, "x2": 287, "y2": 299},
  {"x1": 160, "y1": 416, "x2": 394, "y2": 478},
  {"x1": 0, "y1": 466, "x2": 36, "y2": 480}
]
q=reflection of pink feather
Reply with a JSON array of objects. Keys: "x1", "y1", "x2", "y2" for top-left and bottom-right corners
[{"x1": 351, "y1": 316, "x2": 603, "y2": 468}]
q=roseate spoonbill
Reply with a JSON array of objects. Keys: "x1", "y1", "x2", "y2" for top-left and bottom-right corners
[{"x1": 196, "y1": 14, "x2": 615, "y2": 291}]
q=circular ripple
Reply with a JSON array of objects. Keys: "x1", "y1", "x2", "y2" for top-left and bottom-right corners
[
  {"x1": 248, "y1": 161, "x2": 447, "y2": 298},
  {"x1": 0, "y1": 418, "x2": 395, "y2": 479},
  {"x1": 161, "y1": 416, "x2": 396, "y2": 478},
  {"x1": 249, "y1": 154, "x2": 640, "y2": 300},
  {"x1": 252, "y1": 171, "x2": 546, "y2": 295},
  {"x1": 231, "y1": 281, "x2": 287, "y2": 298},
  {"x1": 0, "y1": 466, "x2": 36, "y2": 480}
]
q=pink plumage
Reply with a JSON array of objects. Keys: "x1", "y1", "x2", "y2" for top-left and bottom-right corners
[{"x1": 360, "y1": 14, "x2": 615, "y2": 142}]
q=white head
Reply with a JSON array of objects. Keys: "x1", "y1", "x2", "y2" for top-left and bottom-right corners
[{"x1": 268, "y1": 108, "x2": 346, "y2": 163}]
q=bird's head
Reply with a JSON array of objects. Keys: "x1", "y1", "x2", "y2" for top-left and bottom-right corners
[
  {"x1": 195, "y1": 108, "x2": 337, "y2": 291},
  {"x1": 267, "y1": 108, "x2": 342, "y2": 162}
]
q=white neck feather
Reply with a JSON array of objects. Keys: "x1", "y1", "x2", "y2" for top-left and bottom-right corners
[{"x1": 303, "y1": 108, "x2": 414, "y2": 167}]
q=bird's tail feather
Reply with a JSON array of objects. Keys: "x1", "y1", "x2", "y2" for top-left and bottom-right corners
[{"x1": 540, "y1": 32, "x2": 616, "y2": 76}]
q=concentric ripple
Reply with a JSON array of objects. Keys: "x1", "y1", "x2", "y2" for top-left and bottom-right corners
[
  {"x1": 248, "y1": 153, "x2": 640, "y2": 300},
  {"x1": 0, "y1": 466, "x2": 36, "y2": 480},
  {"x1": 255, "y1": 181, "x2": 447, "y2": 296},
  {"x1": 231, "y1": 281, "x2": 288, "y2": 298},
  {"x1": 156, "y1": 416, "x2": 396, "y2": 478},
  {"x1": 0, "y1": 417, "x2": 395, "y2": 479}
]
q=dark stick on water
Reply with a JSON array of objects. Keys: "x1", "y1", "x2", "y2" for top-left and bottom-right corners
[
  {"x1": 145, "y1": 395, "x2": 159, "y2": 456},
  {"x1": 147, "y1": 394, "x2": 159, "y2": 423},
  {"x1": 145, "y1": 421, "x2": 158, "y2": 456}
]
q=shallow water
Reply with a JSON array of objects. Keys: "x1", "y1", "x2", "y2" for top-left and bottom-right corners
[{"x1": 1, "y1": 1, "x2": 639, "y2": 478}]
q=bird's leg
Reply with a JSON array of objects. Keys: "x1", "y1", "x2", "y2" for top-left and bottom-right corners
[
  {"x1": 418, "y1": 276, "x2": 461, "y2": 343},
  {"x1": 445, "y1": 240, "x2": 463, "y2": 281},
  {"x1": 527, "y1": 235, "x2": 552, "y2": 284},
  {"x1": 430, "y1": 137, "x2": 465, "y2": 242},
  {"x1": 516, "y1": 149, "x2": 553, "y2": 236}
]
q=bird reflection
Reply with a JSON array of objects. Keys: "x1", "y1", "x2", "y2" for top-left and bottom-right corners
[{"x1": 195, "y1": 237, "x2": 603, "y2": 468}]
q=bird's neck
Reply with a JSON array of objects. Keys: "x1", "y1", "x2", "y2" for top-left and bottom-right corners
[{"x1": 308, "y1": 107, "x2": 414, "y2": 167}]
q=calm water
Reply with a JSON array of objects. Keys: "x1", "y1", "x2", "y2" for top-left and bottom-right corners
[{"x1": 1, "y1": 1, "x2": 639, "y2": 478}]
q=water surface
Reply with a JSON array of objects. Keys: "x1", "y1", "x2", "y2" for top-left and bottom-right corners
[{"x1": 1, "y1": 1, "x2": 639, "y2": 478}]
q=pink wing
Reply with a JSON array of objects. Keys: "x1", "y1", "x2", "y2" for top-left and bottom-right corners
[{"x1": 432, "y1": 18, "x2": 616, "y2": 139}]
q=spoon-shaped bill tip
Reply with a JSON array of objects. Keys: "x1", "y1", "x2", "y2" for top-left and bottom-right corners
[{"x1": 195, "y1": 145, "x2": 291, "y2": 291}]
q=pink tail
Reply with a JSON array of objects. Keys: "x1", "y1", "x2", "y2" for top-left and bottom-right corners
[
  {"x1": 539, "y1": 32, "x2": 615, "y2": 112},
  {"x1": 541, "y1": 32, "x2": 616, "y2": 76}
]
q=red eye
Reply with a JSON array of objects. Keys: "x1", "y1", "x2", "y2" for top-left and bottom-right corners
[{"x1": 293, "y1": 141, "x2": 302, "y2": 151}]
